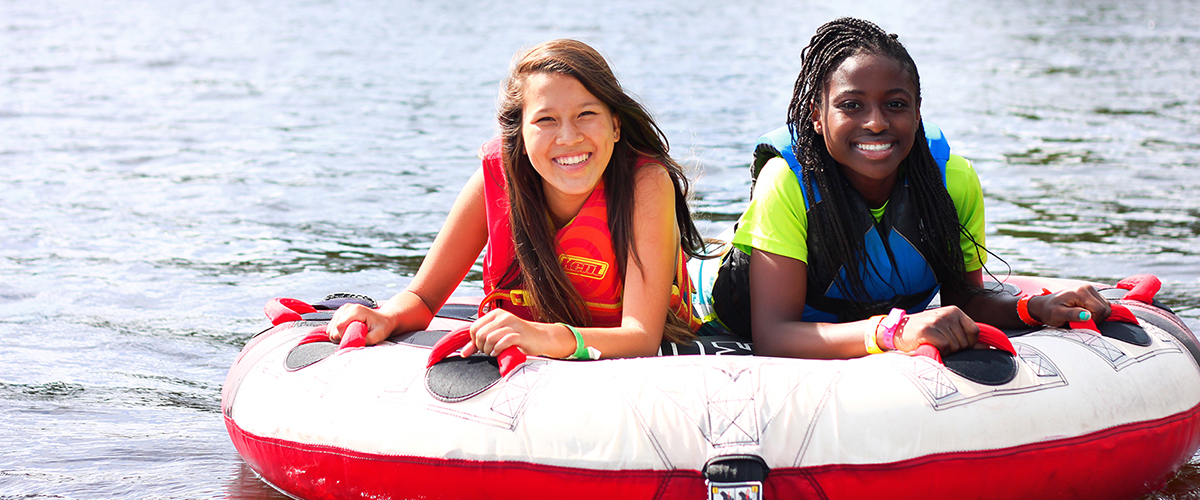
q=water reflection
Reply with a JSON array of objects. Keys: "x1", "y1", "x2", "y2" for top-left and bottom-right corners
[{"x1": 226, "y1": 462, "x2": 291, "y2": 500}]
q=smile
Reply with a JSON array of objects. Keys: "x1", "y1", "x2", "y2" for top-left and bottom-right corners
[
  {"x1": 555, "y1": 153, "x2": 590, "y2": 166},
  {"x1": 855, "y1": 142, "x2": 894, "y2": 152}
]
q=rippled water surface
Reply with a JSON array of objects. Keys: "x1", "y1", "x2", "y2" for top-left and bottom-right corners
[{"x1": 3, "y1": 0, "x2": 1200, "y2": 498}]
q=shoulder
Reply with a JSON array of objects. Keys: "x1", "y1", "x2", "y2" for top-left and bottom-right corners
[
  {"x1": 944, "y1": 154, "x2": 978, "y2": 184},
  {"x1": 479, "y1": 137, "x2": 503, "y2": 160},
  {"x1": 479, "y1": 137, "x2": 506, "y2": 184},
  {"x1": 631, "y1": 154, "x2": 677, "y2": 190},
  {"x1": 943, "y1": 154, "x2": 982, "y2": 208},
  {"x1": 732, "y1": 157, "x2": 809, "y2": 262},
  {"x1": 631, "y1": 160, "x2": 675, "y2": 210},
  {"x1": 753, "y1": 157, "x2": 804, "y2": 204}
]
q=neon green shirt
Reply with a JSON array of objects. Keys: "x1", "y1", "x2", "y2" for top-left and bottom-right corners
[{"x1": 731, "y1": 154, "x2": 986, "y2": 271}]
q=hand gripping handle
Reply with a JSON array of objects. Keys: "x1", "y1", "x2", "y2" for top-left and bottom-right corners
[
  {"x1": 426, "y1": 325, "x2": 527, "y2": 376},
  {"x1": 912, "y1": 323, "x2": 1016, "y2": 364},
  {"x1": 1069, "y1": 303, "x2": 1138, "y2": 333},
  {"x1": 293, "y1": 320, "x2": 369, "y2": 350}
]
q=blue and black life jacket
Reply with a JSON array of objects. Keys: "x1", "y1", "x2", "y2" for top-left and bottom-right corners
[{"x1": 711, "y1": 122, "x2": 952, "y2": 337}]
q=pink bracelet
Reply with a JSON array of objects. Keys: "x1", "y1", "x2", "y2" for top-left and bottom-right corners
[{"x1": 877, "y1": 308, "x2": 906, "y2": 351}]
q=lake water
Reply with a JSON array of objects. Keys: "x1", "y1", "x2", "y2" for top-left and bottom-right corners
[{"x1": 3, "y1": 0, "x2": 1200, "y2": 498}]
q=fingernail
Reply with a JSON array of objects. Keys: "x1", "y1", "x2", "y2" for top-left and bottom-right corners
[{"x1": 1079, "y1": 311, "x2": 1091, "y2": 321}]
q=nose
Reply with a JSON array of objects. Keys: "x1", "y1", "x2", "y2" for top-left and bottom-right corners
[
  {"x1": 556, "y1": 120, "x2": 583, "y2": 146},
  {"x1": 863, "y1": 106, "x2": 889, "y2": 133}
]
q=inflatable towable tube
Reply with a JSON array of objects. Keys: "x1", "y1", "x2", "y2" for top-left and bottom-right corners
[{"x1": 223, "y1": 275, "x2": 1200, "y2": 500}]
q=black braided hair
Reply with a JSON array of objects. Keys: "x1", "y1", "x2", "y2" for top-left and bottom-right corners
[{"x1": 786, "y1": 17, "x2": 978, "y2": 318}]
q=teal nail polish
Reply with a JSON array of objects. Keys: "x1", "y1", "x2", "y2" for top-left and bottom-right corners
[{"x1": 1079, "y1": 310, "x2": 1091, "y2": 321}]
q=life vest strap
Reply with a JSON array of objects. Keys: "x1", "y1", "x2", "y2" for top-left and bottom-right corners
[{"x1": 479, "y1": 288, "x2": 528, "y2": 317}]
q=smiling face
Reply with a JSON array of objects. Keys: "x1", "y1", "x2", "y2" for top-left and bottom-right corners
[
  {"x1": 812, "y1": 52, "x2": 920, "y2": 206},
  {"x1": 520, "y1": 72, "x2": 620, "y2": 225}
]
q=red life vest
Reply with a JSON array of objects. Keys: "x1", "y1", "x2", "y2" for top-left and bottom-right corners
[{"x1": 477, "y1": 137, "x2": 700, "y2": 331}]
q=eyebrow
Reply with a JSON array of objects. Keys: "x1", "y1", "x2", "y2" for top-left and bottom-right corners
[
  {"x1": 832, "y1": 88, "x2": 914, "y2": 98},
  {"x1": 527, "y1": 100, "x2": 607, "y2": 117}
]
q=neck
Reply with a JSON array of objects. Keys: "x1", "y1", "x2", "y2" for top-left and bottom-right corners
[
  {"x1": 544, "y1": 188, "x2": 591, "y2": 229},
  {"x1": 841, "y1": 170, "x2": 897, "y2": 209}
]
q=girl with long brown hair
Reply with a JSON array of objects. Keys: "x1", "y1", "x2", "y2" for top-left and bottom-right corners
[{"x1": 328, "y1": 39, "x2": 705, "y2": 358}]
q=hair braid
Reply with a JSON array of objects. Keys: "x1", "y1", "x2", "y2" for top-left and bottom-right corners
[{"x1": 785, "y1": 18, "x2": 976, "y2": 319}]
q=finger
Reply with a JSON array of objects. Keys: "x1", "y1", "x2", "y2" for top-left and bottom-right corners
[
  {"x1": 938, "y1": 327, "x2": 958, "y2": 354},
  {"x1": 327, "y1": 303, "x2": 362, "y2": 340},
  {"x1": 491, "y1": 332, "x2": 521, "y2": 357},
  {"x1": 325, "y1": 306, "x2": 343, "y2": 339},
  {"x1": 481, "y1": 328, "x2": 510, "y2": 357},
  {"x1": 958, "y1": 313, "x2": 980, "y2": 349},
  {"x1": 948, "y1": 324, "x2": 967, "y2": 353},
  {"x1": 1087, "y1": 287, "x2": 1112, "y2": 321},
  {"x1": 929, "y1": 321, "x2": 959, "y2": 354},
  {"x1": 469, "y1": 316, "x2": 491, "y2": 354},
  {"x1": 460, "y1": 341, "x2": 477, "y2": 357},
  {"x1": 326, "y1": 317, "x2": 345, "y2": 341}
]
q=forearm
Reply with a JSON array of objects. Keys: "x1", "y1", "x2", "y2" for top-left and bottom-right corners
[
  {"x1": 587, "y1": 316, "x2": 674, "y2": 358},
  {"x1": 752, "y1": 317, "x2": 877, "y2": 359},
  {"x1": 946, "y1": 269, "x2": 1026, "y2": 329},
  {"x1": 954, "y1": 289, "x2": 1026, "y2": 329},
  {"x1": 377, "y1": 289, "x2": 436, "y2": 335}
]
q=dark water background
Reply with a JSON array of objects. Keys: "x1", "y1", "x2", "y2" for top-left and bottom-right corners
[{"x1": 2, "y1": 0, "x2": 1199, "y2": 498}]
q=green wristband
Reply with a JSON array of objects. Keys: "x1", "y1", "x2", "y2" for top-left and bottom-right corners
[{"x1": 557, "y1": 323, "x2": 589, "y2": 360}]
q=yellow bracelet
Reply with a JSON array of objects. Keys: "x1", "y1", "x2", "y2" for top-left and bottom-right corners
[{"x1": 864, "y1": 315, "x2": 886, "y2": 354}]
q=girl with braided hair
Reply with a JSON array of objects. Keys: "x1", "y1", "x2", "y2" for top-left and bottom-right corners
[
  {"x1": 327, "y1": 39, "x2": 706, "y2": 359},
  {"x1": 711, "y1": 18, "x2": 1110, "y2": 359}
]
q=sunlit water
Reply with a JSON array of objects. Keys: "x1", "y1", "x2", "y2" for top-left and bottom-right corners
[{"x1": 2, "y1": 0, "x2": 1199, "y2": 498}]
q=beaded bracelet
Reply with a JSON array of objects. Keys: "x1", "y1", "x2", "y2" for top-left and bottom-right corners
[
  {"x1": 864, "y1": 315, "x2": 886, "y2": 354},
  {"x1": 1018, "y1": 288, "x2": 1052, "y2": 326}
]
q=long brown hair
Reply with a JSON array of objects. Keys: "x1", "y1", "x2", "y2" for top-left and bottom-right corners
[{"x1": 495, "y1": 39, "x2": 703, "y2": 343}]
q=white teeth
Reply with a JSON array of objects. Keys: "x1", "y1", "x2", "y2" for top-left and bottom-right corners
[
  {"x1": 856, "y1": 142, "x2": 893, "y2": 152},
  {"x1": 556, "y1": 153, "x2": 589, "y2": 165}
]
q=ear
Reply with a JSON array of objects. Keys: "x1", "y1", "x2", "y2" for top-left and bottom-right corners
[
  {"x1": 612, "y1": 114, "x2": 621, "y2": 143},
  {"x1": 810, "y1": 103, "x2": 823, "y2": 135}
]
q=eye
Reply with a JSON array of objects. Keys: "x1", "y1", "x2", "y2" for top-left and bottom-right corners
[
  {"x1": 534, "y1": 116, "x2": 556, "y2": 124},
  {"x1": 579, "y1": 110, "x2": 598, "y2": 118},
  {"x1": 887, "y1": 100, "x2": 909, "y2": 109},
  {"x1": 836, "y1": 101, "x2": 861, "y2": 111}
]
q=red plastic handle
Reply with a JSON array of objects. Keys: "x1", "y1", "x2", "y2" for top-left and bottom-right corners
[
  {"x1": 265, "y1": 297, "x2": 318, "y2": 325},
  {"x1": 427, "y1": 325, "x2": 527, "y2": 376},
  {"x1": 912, "y1": 323, "x2": 1015, "y2": 364},
  {"x1": 292, "y1": 320, "x2": 372, "y2": 350},
  {"x1": 338, "y1": 320, "x2": 368, "y2": 350},
  {"x1": 297, "y1": 327, "x2": 334, "y2": 346},
  {"x1": 1116, "y1": 274, "x2": 1161, "y2": 304}
]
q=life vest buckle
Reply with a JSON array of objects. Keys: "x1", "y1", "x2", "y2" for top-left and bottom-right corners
[{"x1": 508, "y1": 289, "x2": 527, "y2": 306}]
